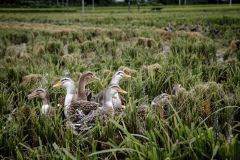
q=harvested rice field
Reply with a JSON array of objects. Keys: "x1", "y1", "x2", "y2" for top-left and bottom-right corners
[{"x1": 0, "y1": 5, "x2": 240, "y2": 159}]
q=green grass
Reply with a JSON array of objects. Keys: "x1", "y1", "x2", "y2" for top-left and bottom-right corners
[
  {"x1": 0, "y1": 5, "x2": 240, "y2": 159},
  {"x1": 0, "y1": 4, "x2": 239, "y2": 13}
]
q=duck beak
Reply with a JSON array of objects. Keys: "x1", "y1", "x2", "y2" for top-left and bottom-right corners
[
  {"x1": 28, "y1": 91, "x2": 38, "y2": 99},
  {"x1": 53, "y1": 81, "x2": 63, "y2": 87},
  {"x1": 123, "y1": 73, "x2": 131, "y2": 78},
  {"x1": 92, "y1": 75, "x2": 100, "y2": 81},
  {"x1": 117, "y1": 88, "x2": 127, "y2": 94}
]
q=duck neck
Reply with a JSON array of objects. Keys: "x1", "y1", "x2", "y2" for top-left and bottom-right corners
[
  {"x1": 110, "y1": 76, "x2": 121, "y2": 85},
  {"x1": 77, "y1": 76, "x2": 87, "y2": 100},
  {"x1": 103, "y1": 91, "x2": 114, "y2": 115},
  {"x1": 64, "y1": 83, "x2": 75, "y2": 116},
  {"x1": 66, "y1": 83, "x2": 75, "y2": 95},
  {"x1": 112, "y1": 93, "x2": 122, "y2": 109},
  {"x1": 64, "y1": 93, "x2": 74, "y2": 118}
]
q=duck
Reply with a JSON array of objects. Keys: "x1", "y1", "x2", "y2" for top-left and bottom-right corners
[
  {"x1": 189, "y1": 23, "x2": 202, "y2": 32},
  {"x1": 76, "y1": 71, "x2": 100, "y2": 101},
  {"x1": 94, "y1": 71, "x2": 131, "y2": 110},
  {"x1": 171, "y1": 84, "x2": 183, "y2": 96},
  {"x1": 151, "y1": 93, "x2": 170, "y2": 118},
  {"x1": 151, "y1": 93, "x2": 170, "y2": 108},
  {"x1": 136, "y1": 84, "x2": 183, "y2": 119},
  {"x1": 53, "y1": 73, "x2": 100, "y2": 121},
  {"x1": 57, "y1": 71, "x2": 100, "y2": 106},
  {"x1": 28, "y1": 87, "x2": 52, "y2": 115},
  {"x1": 151, "y1": 84, "x2": 183, "y2": 107},
  {"x1": 72, "y1": 84, "x2": 128, "y2": 132},
  {"x1": 178, "y1": 23, "x2": 188, "y2": 31},
  {"x1": 204, "y1": 23, "x2": 210, "y2": 32},
  {"x1": 151, "y1": 84, "x2": 185, "y2": 116},
  {"x1": 53, "y1": 77, "x2": 76, "y2": 118},
  {"x1": 164, "y1": 22, "x2": 175, "y2": 32}
]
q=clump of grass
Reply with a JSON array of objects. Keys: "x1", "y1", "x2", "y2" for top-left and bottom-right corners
[
  {"x1": 118, "y1": 66, "x2": 137, "y2": 75},
  {"x1": 223, "y1": 40, "x2": 240, "y2": 61},
  {"x1": 224, "y1": 57, "x2": 238, "y2": 65},
  {"x1": 7, "y1": 31, "x2": 29, "y2": 44},
  {"x1": 45, "y1": 41, "x2": 63, "y2": 54},
  {"x1": 67, "y1": 42, "x2": 78, "y2": 54},
  {"x1": 99, "y1": 37, "x2": 116, "y2": 50},
  {"x1": 154, "y1": 29, "x2": 204, "y2": 41},
  {"x1": 108, "y1": 28, "x2": 126, "y2": 41},
  {"x1": 86, "y1": 27, "x2": 108, "y2": 38},
  {"x1": 21, "y1": 74, "x2": 42, "y2": 86},
  {"x1": 101, "y1": 69, "x2": 112, "y2": 77},
  {"x1": 172, "y1": 81, "x2": 236, "y2": 139},
  {"x1": 80, "y1": 40, "x2": 96, "y2": 54},
  {"x1": 52, "y1": 29, "x2": 75, "y2": 38},
  {"x1": 71, "y1": 31, "x2": 85, "y2": 43},
  {"x1": 170, "y1": 36, "x2": 217, "y2": 65},
  {"x1": 8, "y1": 43, "x2": 28, "y2": 59},
  {"x1": 61, "y1": 53, "x2": 80, "y2": 63},
  {"x1": 141, "y1": 63, "x2": 162, "y2": 73},
  {"x1": 136, "y1": 37, "x2": 158, "y2": 48},
  {"x1": 1, "y1": 9, "x2": 240, "y2": 159},
  {"x1": 155, "y1": 29, "x2": 172, "y2": 40},
  {"x1": 191, "y1": 82, "x2": 225, "y2": 116}
]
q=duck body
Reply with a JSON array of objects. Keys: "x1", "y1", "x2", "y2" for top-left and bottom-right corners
[
  {"x1": 57, "y1": 71, "x2": 99, "y2": 106},
  {"x1": 151, "y1": 93, "x2": 170, "y2": 118},
  {"x1": 178, "y1": 23, "x2": 188, "y2": 31},
  {"x1": 164, "y1": 22, "x2": 175, "y2": 32},
  {"x1": 149, "y1": 84, "x2": 184, "y2": 118},
  {"x1": 54, "y1": 72, "x2": 100, "y2": 119},
  {"x1": 189, "y1": 24, "x2": 202, "y2": 32},
  {"x1": 69, "y1": 100, "x2": 99, "y2": 118},
  {"x1": 73, "y1": 84, "x2": 127, "y2": 132},
  {"x1": 151, "y1": 93, "x2": 169, "y2": 108}
]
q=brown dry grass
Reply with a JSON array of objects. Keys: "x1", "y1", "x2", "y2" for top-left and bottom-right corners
[
  {"x1": 136, "y1": 37, "x2": 158, "y2": 48},
  {"x1": 62, "y1": 53, "x2": 80, "y2": 63},
  {"x1": 0, "y1": 22, "x2": 76, "y2": 34},
  {"x1": 228, "y1": 40, "x2": 240, "y2": 52},
  {"x1": 155, "y1": 29, "x2": 204, "y2": 40},
  {"x1": 141, "y1": 63, "x2": 162, "y2": 73},
  {"x1": 118, "y1": 66, "x2": 137, "y2": 75},
  {"x1": 21, "y1": 74, "x2": 42, "y2": 86},
  {"x1": 175, "y1": 31, "x2": 204, "y2": 38}
]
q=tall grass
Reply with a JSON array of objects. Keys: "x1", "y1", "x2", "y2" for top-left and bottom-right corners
[{"x1": 0, "y1": 7, "x2": 240, "y2": 159}]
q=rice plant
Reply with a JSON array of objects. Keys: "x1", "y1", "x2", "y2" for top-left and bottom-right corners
[{"x1": 0, "y1": 6, "x2": 240, "y2": 159}]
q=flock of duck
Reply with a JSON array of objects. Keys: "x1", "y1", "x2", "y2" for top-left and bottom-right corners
[
  {"x1": 164, "y1": 22, "x2": 210, "y2": 33},
  {"x1": 28, "y1": 71, "x2": 182, "y2": 134}
]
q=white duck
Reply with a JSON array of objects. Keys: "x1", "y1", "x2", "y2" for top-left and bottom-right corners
[
  {"x1": 94, "y1": 71, "x2": 131, "y2": 110},
  {"x1": 53, "y1": 77, "x2": 76, "y2": 118}
]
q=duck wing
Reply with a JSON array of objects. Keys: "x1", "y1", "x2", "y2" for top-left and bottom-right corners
[{"x1": 69, "y1": 100, "x2": 99, "y2": 115}]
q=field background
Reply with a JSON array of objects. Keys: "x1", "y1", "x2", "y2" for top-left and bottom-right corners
[{"x1": 0, "y1": 4, "x2": 240, "y2": 159}]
